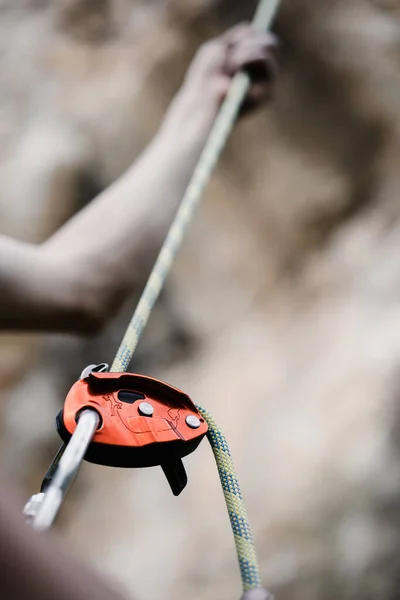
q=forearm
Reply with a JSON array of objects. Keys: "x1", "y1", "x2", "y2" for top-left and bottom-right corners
[
  {"x1": 44, "y1": 87, "x2": 218, "y2": 305},
  {"x1": 0, "y1": 89, "x2": 218, "y2": 332},
  {"x1": 0, "y1": 24, "x2": 276, "y2": 334}
]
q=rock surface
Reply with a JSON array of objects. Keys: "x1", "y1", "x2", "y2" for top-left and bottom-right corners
[{"x1": 1, "y1": 1, "x2": 400, "y2": 599}]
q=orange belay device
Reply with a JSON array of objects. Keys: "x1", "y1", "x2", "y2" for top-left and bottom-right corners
[{"x1": 56, "y1": 369, "x2": 208, "y2": 496}]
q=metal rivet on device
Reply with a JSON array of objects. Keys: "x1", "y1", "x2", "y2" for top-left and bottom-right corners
[
  {"x1": 186, "y1": 415, "x2": 201, "y2": 429},
  {"x1": 138, "y1": 402, "x2": 154, "y2": 417}
]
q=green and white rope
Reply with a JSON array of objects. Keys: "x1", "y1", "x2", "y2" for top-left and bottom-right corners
[
  {"x1": 110, "y1": 0, "x2": 281, "y2": 374},
  {"x1": 197, "y1": 406, "x2": 263, "y2": 591},
  {"x1": 109, "y1": 0, "x2": 280, "y2": 595}
]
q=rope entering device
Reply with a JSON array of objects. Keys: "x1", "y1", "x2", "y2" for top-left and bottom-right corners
[
  {"x1": 111, "y1": 0, "x2": 281, "y2": 373},
  {"x1": 25, "y1": 1, "x2": 281, "y2": 597}
]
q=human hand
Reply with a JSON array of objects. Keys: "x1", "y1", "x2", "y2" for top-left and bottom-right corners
[{"x1": 183, "y1": 23, "x2": 279, "y2": 115}]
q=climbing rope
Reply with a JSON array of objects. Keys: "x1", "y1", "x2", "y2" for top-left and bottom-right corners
[
  {"x1": 108, "y1": 0, "x2": 281, "y2": 596},
  {"x1": 197, "y1": 406, "x2": 264, "y2": 593},
  {"x1": 110, "y1": 0, "x2": 281, "y2": 373},
  {"x1": 27, "y1": 0, "x2": 281, "y2": 597}
]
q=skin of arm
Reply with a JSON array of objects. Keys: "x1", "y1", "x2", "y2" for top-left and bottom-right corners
[{"x1": 0, "y1": 25, "x2": 277, "y2": 333}]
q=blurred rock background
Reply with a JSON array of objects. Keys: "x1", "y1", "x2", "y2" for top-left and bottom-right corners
[{"x1": 1, "y1": 0, "x2": 400, "y2": 598}]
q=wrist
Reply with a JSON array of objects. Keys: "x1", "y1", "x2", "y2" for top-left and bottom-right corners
[{"x1": 159, "y1": 84, "x2": 219, "y2": 141}]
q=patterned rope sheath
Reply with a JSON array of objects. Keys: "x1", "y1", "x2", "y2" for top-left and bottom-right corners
[
  {"x1": 197, "y1": 406, "x2": 268, "y2": 597},
  {"x1": 109, "y1": 0, "x2": 281, "y2": 596},
  {"x1": 110, "y1": 0, "x2": 281, "y2": 374}
]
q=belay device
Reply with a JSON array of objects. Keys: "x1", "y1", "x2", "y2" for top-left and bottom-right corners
[
  {"x1": 24, "y1": 1, "x2": 281, "y2": 598},
  {"x1": 57, "y1": 369, "x2": 208, "y2": 496}
]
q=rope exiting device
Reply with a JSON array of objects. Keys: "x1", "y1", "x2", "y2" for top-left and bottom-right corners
[{"x1": 24, "y1": 1, "x2": 281, "y2": 598}]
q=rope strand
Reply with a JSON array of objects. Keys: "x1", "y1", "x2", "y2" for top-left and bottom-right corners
[
  {"x1": 110, "y1": 0, "x2": 281, "y2": 595},
  {"x1": 197, "y1": 406, "x2": 263, "y2": 592},
  {"x1": 111, "y1": 0, "x2": 280, "y2": 373}
]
